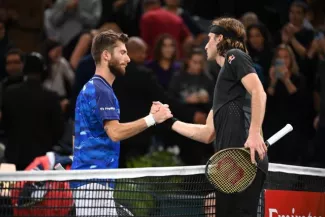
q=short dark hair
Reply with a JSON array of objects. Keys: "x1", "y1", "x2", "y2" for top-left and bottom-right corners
[
  {"x1": 291, "y1": 1, "x2": 308, "y2": 14},
  {"x1": 91, "y1": 30, "x2": 129, "y2": 64},
  {"x1": 5, "y1": 48, "x2": 24, "y2": 62}
]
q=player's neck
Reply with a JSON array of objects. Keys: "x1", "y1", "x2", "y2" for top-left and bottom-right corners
[
  {"x1": 95, "y1": 66, "x2": 115, "y2": 86},
  {"x1": 216, "y1": 56, "x2": 225, "y2": 67}
]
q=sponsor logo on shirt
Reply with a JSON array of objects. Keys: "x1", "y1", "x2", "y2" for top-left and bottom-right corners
[
  {"x1": 228, "y1": 54, "x2": 235, "y2": 64},
  {"x1": 100, "y1": 107, "x2": 116, "y2": 111}
]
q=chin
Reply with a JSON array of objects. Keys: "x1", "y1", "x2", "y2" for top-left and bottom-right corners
[
  {"x1": 117, "y1": 69, "x2": 127, "y2": 76},
  {"x1": 207, "y1": 55, "x2": 214, "y2": 61}
]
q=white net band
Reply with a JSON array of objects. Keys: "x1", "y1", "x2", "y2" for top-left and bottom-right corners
[{"x1": 0, "y1": 163, "x2": 324, "y2": 181}]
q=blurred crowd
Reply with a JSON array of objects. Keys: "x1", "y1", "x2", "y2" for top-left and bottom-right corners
[{"x1": 0, "y1": 0, "x2": 324, "y2": 171}]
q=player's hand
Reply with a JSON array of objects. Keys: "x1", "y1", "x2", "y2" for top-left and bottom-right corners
[
  {"x1": 152, "y1": 104, "x2": 173, "y2": 124},
  {"x1": 244, "y1": 132, "x2": 267, "y2": 164},
  {"x1": 150, "y1": 101, "x2": 168, "y2": 114},
  {"x1": 150, "y1": 101, "x2": 162, "y2": 114}
]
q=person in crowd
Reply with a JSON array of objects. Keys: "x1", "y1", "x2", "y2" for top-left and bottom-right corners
[
  {"x1": 168, "y1": 47, "x2": 214, "y2": 165},
  {"x1": 2, "y1": 52, "x2": 64, "y2": 170},
  {"x1": 146, "y1": 34, "x2": 182, "y2": 90},
  {"x1": 42, "y1": 39, "x2": 74, "y2": 112},
  {"x1": 140, "y1": 0, "x2": 193, "y2": 60},
  {"x1": 246, "y1": 23, "x2": 274, "y2": 87},
  {"x1": 264, "y1": 44, "x2": 308, "y2": 165}
]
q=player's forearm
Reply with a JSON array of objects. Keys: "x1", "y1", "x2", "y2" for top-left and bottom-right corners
[
  {"x1": 106, "y1": 118, "x2": 149, "y2": 142},
  {"x1": 171, "y1": 121, "x2": 214, "y2": 144},
  {"x1": 249, "y1": 88, "x2": 266, "y2": 134}
]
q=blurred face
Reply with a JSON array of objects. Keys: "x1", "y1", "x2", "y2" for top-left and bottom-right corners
[
  {"x1": 161, "y1": 38, "x2": 176, "y2": 60},
  {"x1": 0, "y1": 23, "x2": 5, "y2": 40},
  {"x1": 248, "y1": 28, "x2": 264, "y2": 50},
  {"x1": 108, "y1": 41, "x2": 130, "y2": 76},
  {"x1": 205, "y1": 33, "x2": 218, "y2": 60},
  {"x1": 165, "y1": 0, "x2": 180, "y2": 7},
  {"x1": 289, "y1": 5, "x2": 305, "y2": 26},
  {"x1": 188, "y1": 54, "x2": 205, "y2": 74},
  {"x1": 132, "y1": 45, "x2": 147, "y2": 64},
  {"x1": 277, "y1": 48, "x2": 291, "y2": 69},
  {"x1": 49, "y1": 46, "x2": 62, "y2": 62},
  {"x1": 6, "y1": 54, "x2": 23, "y2": 76}
]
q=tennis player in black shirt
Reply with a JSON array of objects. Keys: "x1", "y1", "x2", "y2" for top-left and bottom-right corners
[{"x1": 153, "y1": 17, "x2": 268, "y2": 217}]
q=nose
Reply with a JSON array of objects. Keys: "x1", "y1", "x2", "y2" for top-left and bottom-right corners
[{"x1": 126, "y1": 55, "x2": 131, "y2": 63}]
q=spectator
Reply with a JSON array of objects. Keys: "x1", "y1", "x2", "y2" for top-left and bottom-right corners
[
  {"x1": 240, "y1": 12, "x2": 259, "y2": 29},
  {"x1": 168, "y1": 48, "x2": 213, "y2": 113},
  {"x1": 108, "y1": 0, "x2": 143, "y2": 37},
  {"x1": 276, "y1": 1, "x2": 317, "y2": 139},
  {"x1": 0, "y1": 48, "x2": 24, "y2": 111},
  {"x1": 276, "y1": 0, "x2": 315, "y2": 85},
  {"x1": 42, "y1": 39, "x2": 75, "y2": 107},
  {"x1": 0, "y1": 20, "x2": 14, "y2": 80},
  {"x1": 164, "y1": 0, "x2": 207, "y2": 46},
  {"x1": 263, "y1": 44, "x2": 308, "y2": 165},
  {"x1": 168, "y1": 48, "x2": 214, "y2": 165},
  {"x1": 44, "y1": 0, "x2": 102, "y2": 60},
  {"x1": 146, "y1": 34, "x2": 182, "y2": 90},
  {"x1": 140, "y1": 0, "x2": 193, "y2": 60},
  {"x1": 246, "y1": 23, "x2": 274, "y2": 87},
  {"x1": 2, "y1": 52, "x2": 64, "y2": 170}
]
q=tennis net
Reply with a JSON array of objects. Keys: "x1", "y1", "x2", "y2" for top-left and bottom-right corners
[{"x1": 0, "y1": 163, "x2": 324, "y2": 217}]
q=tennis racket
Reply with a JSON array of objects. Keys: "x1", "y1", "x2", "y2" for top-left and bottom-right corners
[{"x1": 205, "y1": 124, "x2": 293, "y2": 194}]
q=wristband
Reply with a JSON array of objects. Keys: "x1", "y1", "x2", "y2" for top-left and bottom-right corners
[
  {"x1": 163, "y1": 117, "x2": 178, "y2": 130},
  {"x1": 144, "y1": 114, "x2": 156, "y2": 127}
]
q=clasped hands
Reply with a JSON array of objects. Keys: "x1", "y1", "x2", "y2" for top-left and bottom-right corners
[{"x1": 149, "y1": 101, "x2": 173, "y2": 124}]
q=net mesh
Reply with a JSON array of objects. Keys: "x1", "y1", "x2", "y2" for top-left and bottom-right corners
[{"x1": 0, "y1": 163, "x2": 324, "y2": 217}]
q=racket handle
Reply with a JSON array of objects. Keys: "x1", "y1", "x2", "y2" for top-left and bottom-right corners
[{"x1": 265, "y1": 124, "x2": 293, "y2": 146}]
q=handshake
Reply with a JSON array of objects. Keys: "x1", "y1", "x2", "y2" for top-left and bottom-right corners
[
  {"x1": 146, "y1": 101, "x2": 208, "y2": 127},
  {"x1": 149, "y1": 101, "x2": 173, "y2": 124}
]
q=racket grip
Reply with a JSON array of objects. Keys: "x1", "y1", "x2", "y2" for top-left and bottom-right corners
[{"x1": 265, "y1": 124, "x2": 293, "y2": 146}]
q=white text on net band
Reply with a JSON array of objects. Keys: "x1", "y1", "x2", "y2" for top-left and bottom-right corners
[{"x1": 0, "y1": 163, "x2": 324, "y2": 182}]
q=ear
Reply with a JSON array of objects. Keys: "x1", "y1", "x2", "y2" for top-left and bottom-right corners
[
  {"x1": 216, "y1": 34, "x2": 224, "y2": 43},
  {"x1": 102, "y1": 50, "x2": 111, "y2": 62}
]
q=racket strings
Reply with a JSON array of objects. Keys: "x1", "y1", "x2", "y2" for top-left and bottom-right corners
[{"x1": 206, "y1": 149, "x2": 257, "y2": 193}]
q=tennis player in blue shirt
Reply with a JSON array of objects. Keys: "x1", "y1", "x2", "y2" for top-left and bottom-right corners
[{"x1": 71, "y1": 30, "x2": 173, "y2": 216}]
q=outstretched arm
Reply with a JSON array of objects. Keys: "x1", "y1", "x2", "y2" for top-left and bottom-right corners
[
  {"x1": 171, "y1": 110, "x2": 215, "y2": 144},
  {"x1": 104, "y1": 105, "x2": 172, "y2": 142}
]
